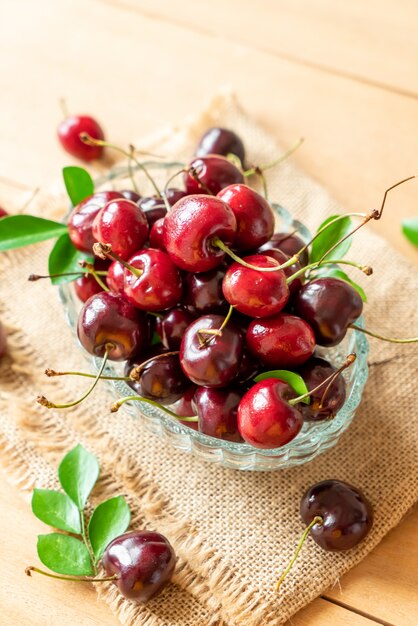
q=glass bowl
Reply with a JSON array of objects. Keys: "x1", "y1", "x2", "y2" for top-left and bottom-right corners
[{"x1": 59, "y1": 192, "x2": 369, "y2": 471}]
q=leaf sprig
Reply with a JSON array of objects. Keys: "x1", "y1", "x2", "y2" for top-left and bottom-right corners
[{"x1": 31, "y1": 444, "x2": 130, "y2": 576}]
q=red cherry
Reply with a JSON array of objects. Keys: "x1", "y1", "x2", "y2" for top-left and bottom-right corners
[
  {"x1": 217, "y1": 184, "x2": 274, "y2": 250},
  {"x1": 106, "y1": 260, "x2": 125, "y2": 294},
  {"x1": 57, "y1": 115, "x2": 104, "y2": 161},
  {"x1": 68, "y1": 191, "x2": 123, "y2": 253},
  {"x1": 120, "y1": 189, "x2": 142, "y2": 203},
  {"x1": 268, "y1": 232, "x2": 309, "y2": 267},
  {"x1": 238, "y1": 378, "x2": 303, "y2": 448},
  {"x1": 195, "y1": 127, "x2": 245, "y2": 164},
  {"x1": 184, "y1": 155, "x2": 244, "y2": 195},
  {"x1": 156, "y1": 307, "x2": 196, "y2": 350},
  {"x1": 246, "y1": 313, "x2": 316, "y2": 368},
  {"x1": 222, "y1": 255, "x2": 289, "y2": 317},
  {"x1": 123, "y1": 249, "x2": 183, "y2": 312},
  {"x1": 183, "y1": 265, "x2": 227, "y2": 316},
  {"x1": 256, "y1": 246, "x2": 303, "y2": 296},
  {"x1": 194, "y1": 386, "x2": 243, "y2": 441},
  {"x1": 0, "y1": 207, "x2": 9, "y2": 218},
  {"x1": 74, "y1": 274, "x2": 103, "y2": 302},
  {"x1": 171, "y1": 385, "x2": 199, "y2": 426},
  {"x1": 149, "y1": 217, "x2": 166, "y2": 251},
  {"x1": 163, "y1": 195, "x2": 237, "y2": 272},
  {"x1": 92, "y1": 199, "x2": 148, "y2": 260}
]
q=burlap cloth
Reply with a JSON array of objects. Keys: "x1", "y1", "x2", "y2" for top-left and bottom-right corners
[{"x1": 0, "y1": 94, "x2": 417, "y2": 626}]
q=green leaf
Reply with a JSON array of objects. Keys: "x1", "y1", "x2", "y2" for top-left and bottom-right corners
[
  {"x1": 88, "y1": 496, "x2": 131, "y2": 561},
  {"x1": 402, "y1": 218, "x2": 418, "y2": 247},
  {"x1": 32, "y1": 489, "x2": 81, "y2": 534},
  {"x1": 310, "y1": 215, "x2": 353, "y2": 263},
  {"x1": 63, "y1": 166, "x2": 94, "y2": 206},
  {"x1": 253, "y1": 370, "x2": 310, "y2": 404},
  {"x1": 0, "y1": 215, "x2": 68, "y2": 251},
  {"x1": 37, "y1": 533, "x2": 93, "y2": 576},
  {"x1": 314, "y1": 265, "x2": 367, "y2": 303},
  {"x1": 48, "y1": 233, "x2": 93, "y2": 285},
  {"x1": 58, "y1": 444, "x2": 100, "y2": 511}
]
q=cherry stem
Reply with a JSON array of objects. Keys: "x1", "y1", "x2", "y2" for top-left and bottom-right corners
[
  {"x1": 28, "y1": 270, "x2": 105, "y2": 282},
  {"x1": 37, "y1": 344, "x2": 113, "y2": 409},
  {"x1": 59, "y1": 97, "x2": 69, "y2": 118},
  {"x1": 244, "y1": 137, "x2": 304, "y2": 177},
  {"x1": 127, "y1": 144, "x2": 140, "y2": 194},
  {"x1": 287, "y1": 259, "x2": 372, "y2": 284},
  {"x1": 349, "y1": 324, "x2": 418, "y2": 344},
  {"x1": 79, "y1": 133, "x2": 162, "y2": 197},
  {"x1": 212, "y1": 237, "x2": 298, "y2": 272},
  {"x1": 110, "y1": 395, "x2": 198, "y2": 422},
  {"x1": 295, "y1": 213, "x2": 370, "y2": 259},
  {"x1": 188, "y1": 165, "x2": 214, "y2": 195},
  {"x1": 79, "y1": 261, "x2": 109, "y2": 291},
  {"x1": 45, "y1": 368, "x2": 129, "y2": 381},
  {"x1": 198, "y1": 304, "x2": 234, "y2": 346},
  {"x1": 376, "y1": 174, "x2": 417, "y2": 220},
  {"x1": 93, "y1": 242, "x2": 143, "y2": 278},
  {"x1": 275, "y1": 516, "x2": 323, "y2": 591},
  {"x1": 288, "y1": 354, "x2": 356, "y2": 406},
  {"x1": 25, "y1": 566, "x2": 118, "y2": 584},
  {"x1": 129, "y1": 351, "x2": 180, "y2": 381}
]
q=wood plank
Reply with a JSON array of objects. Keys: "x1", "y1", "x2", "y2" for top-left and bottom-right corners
[{"x1": 105, "y1": 0, "x2": 418, "y2": 97}]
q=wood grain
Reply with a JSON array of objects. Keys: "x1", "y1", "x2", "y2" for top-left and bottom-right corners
[{"x1": 0, "y1": 0, "x2": 417, "y2": 624}]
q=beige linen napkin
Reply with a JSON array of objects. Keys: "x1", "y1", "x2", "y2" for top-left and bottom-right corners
[{"x1": 0, "y1": 93, "x2": 417, "y2": 625}]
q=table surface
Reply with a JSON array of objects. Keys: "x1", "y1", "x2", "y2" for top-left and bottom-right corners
[{"x1": 1, "y1": 1, "x2": 417, "y2": 625}]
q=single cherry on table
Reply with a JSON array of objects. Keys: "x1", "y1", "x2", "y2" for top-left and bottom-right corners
[
  {"x1": 57, "y1": 114, "x2": 105, "y2": 161},
  {"x1": 195, "y1": 127, "x2": 245, "y2": 164}
]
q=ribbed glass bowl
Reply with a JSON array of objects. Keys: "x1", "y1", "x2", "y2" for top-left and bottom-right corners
[{"x1": 59, "y1": 197, "x2": 369, "y2": 471}]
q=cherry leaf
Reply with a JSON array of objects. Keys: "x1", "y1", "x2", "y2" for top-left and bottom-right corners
[
  {"x1": 58, "y1": 444, "x2": 100, "y2": 511},
  {"x1": 401, "y1": 218, "x2": 418, "y2": 247},
  {"x1": 88, "y1": 496, "x2": 131, "y2": 561},
  {"x1": 48, "y1": 233, "x2": 93, "y2": 285},
  {"x1": 310, "y1": 215, "x2": 353, "y2": 263},
  {"x1": 0, "y1": 215, "x2": 68, "y2": 251},
  {"x1": 37, "y1": 533, "x2": 93, "y2": 576},
  {"x1": 253, "y1": 370, "x2": 310, "y2": 404},
  {"x1": 32, "y1": 489, "x2": 81, "y2": 534},
  {"x1": 63, "y1": 166, "x2": 94, "y2": 207}
]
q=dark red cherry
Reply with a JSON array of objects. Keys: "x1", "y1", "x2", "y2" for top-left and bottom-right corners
[
  {"x1": 0, "y1": 321, "x2": 7, "y2": 359},
  {"x1": 222, "y1": 255, "x2": 289, "y2": 317},
  {"x1": 184, "y1": 155, "x2": 244, "y2": 196},
  {"x1": 0, "y1": 207, "x2": 8, "y2": 218},
  {"x1": 74, "y1": 274, "x2": 103, "y2": 302},
  {"x1": 183, "y1": 266, "x2": 227, "y2": 315},
  {"x1": 238, "y1": 378, "x2": 303, "y2": 448},
  {"x1": 77, "y1": 292, "x2": 148, "y2": 360},
  {"x1": 294, "y1": 278, "x2": 363, "y2": 347},
  {"x1": 138, "y1": 196, "x2": 167, "y2": 228},
  {"x1": 149, "y1": 217, "x2": 166, "y2": 251},
  {"x1": 106, "y1": 260, "x2": 125, "y2": 293},
  {"x1": 171, "y1": 385, "x2": 198, "y2": 425},
  {"x1": 297, "y1": 357, "x2": 346, "y2": 421},
  {"x1": 180, "y1": 314, "x2": 243, "y2": 387},
  {"x1": 156, "y1": 307, "x2": 196, "y2": 350},
  {"x1": 166, "y1": 187, "x2": 188, "y2": 206},
  {"x1": 123, "y1": 249, "x2": 183, "y2": 312},
  {"x1": 120, "y1": 189, "x2": 142, "y2": 203},
  {"x1": 234, "y1": 348, "x2": 262, "y2": 384},
  {"x1": 130, "y1": 352, "x2": 189, "y2": 405},
  {"x1": 195, "y1": 127, "x2": 245, "y2": 164},
  {"x1": 57, "y1": 115, "x2": 104, "y2": 161},
  {"x1": 92, "y1": 199, "x2": 148, "y2": 260},
  {"x1": 102, "y1": 531, "x2": 176, "y2": 603},
  {"x1": 267, "y1": 232, "x2": 309, "y2": 267},
  {"x1": 68, "y1": 191, "x2": 123, "y2": 253},
  {"x1": 300, "y1": 480, "x2": 373, "y2": 551},
  {"x1": 255, "y1": 246, "x2": 303, "y2": 296},
  {"x1": 194, "y1": 387, "x2": 243, "y2": 442},
  {"x1": 246, "y1": 313, "x2": 316, "y2": 368},
  {"x1": 217, "y1": 185, "x2": 274, "y2": 250},
  {"x1": 163, "y1": 195, "x2": 237, "y2": 272}
]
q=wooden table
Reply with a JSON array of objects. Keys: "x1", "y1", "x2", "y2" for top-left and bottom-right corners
[{"x1": 0, "y1": 1, "x2": 417, "y2": 624}]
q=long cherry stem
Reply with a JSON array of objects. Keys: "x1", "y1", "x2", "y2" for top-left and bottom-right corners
[
  {"x1": 45, "y1": 368, "x2": 129, "y2": 381},
  {"x1": 197, "y1": 304, "x2": 234, "y2": 346},
  {"x1": 244, "y1": 138, "x2": 304, "y2": 177},
  {"x1": 295, "y1": 213, "x2": 369, "y2": 259},
  {"x1": 25, "y1": 566, "x2": 118, "y2": 583},
  {"x1": 79, "y1": 261, "x2": 109, "y2": 291},
  {"x1": 349, "y1": 325, "x2": 418, "y2": 344},
  {"x1": 287, "y1": 259, "x2": 372, "y2": 284},
  {"x1": 212, "y1": 237, "x2": 298, "y2": 272},
  {"x1": 110, "y1": 395, "x2": 198, "y2": 422},
  {"x1": 93, "y1": 242, "x2": 143, "y2": 278},
  {"x1": 28, "y1": 270, "x2": 108, "y2": 282},
  {"x1": 37, "y1": 344, "x2": 113, "y2": 409},
  {"x1": 288, "y1": 354, "x2": 356, "y2": 406},
  {"x1": 275, "y1": 516, "x2": 323, "y2": 591}
]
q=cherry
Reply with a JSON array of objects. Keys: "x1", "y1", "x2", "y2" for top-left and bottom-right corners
[
  {"x1": 255, "y1": 246, "x2": 303, "y2": 296},
  {"x1": 156, "y1": 307, "x2": 196, "y2": 350},
  {"x1": 238, "y1": 378, "x2": 303, "y2": 448},
  {"x1": 102, "y1": 531, "x2": 176, "y2": 602},
  {"x1": 193, "y1": 387, "x2": 243, "y2": 441},
  {"x1": 184, "y1": 155, "x2": 244, "y2": 196},
  {"x1": 222, "y1": 254, "x2": 289, "y2": 317},
  {"x1": 195, "y1": 127, "x2": 245, "y2": 164},
  {"x1": 183, "y1": 265, "x2": 228, "y2": 315},
  {"x1": 171, "y1": 385, "x2": 199, "y2": 425},
  {"x1": 149, "y1": 217, "x2": 166, "y2": 251},
  {"x1": 120, "y1": 189, "x2": 142, "y2": 203},
  {"x1": 127, "y1": 351, "x2": 189, "y2": 406},
  {"x1": 294, "y1": 278, "x2": 363, "y2": 347},
  {"x1": 246, "y1": 313, "x2": 316, "y2": 368},
  {"x1": 265, "y1": 232, "x2": 309, "y2": 267},
  {"x1": 217, "y1": 184, "x2": 274, "y2": 250},
  {"x1": 300, "y1": 480, "x2": 373, "y2": 551},
  {"x1": 138, "y1": 189, "x2": 187, "y2": 228},
  {"x1": 74, "y1": 273, "x2": 103, "y2": 302},
  {"x1": 0, "y1": 207, "x2": 8, "y2": 218},
  {"x1": 235, "y1": 347, "x2": 262, "y2": 384},
  {"x1": 123, "y1": 249, "x2": 183, "y2": 312},
  {"x1": 297, "y1": 357, "x2": 346, "y2": 421},
  {"x1": 77, "y1": 291, "x2": 148, "y2": 360},
  {"x1": 106, "y1": 260, "x2": 125, "y2": 294},
  {"x1": 92, "y1": 199, "x2": 148, "y2": 261},
  {"x1": 180, "y1": 314, "x2": 243, "y2": 387},
  {"x1": 68, "y1": 191, "x2": 123, "y2": 253},
  {"x1": 57, "y1": 115, "x2": 105, "y2": 161},
  {"x1": 163, "y1": 195, "x2": 237, "y2": 272}
]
